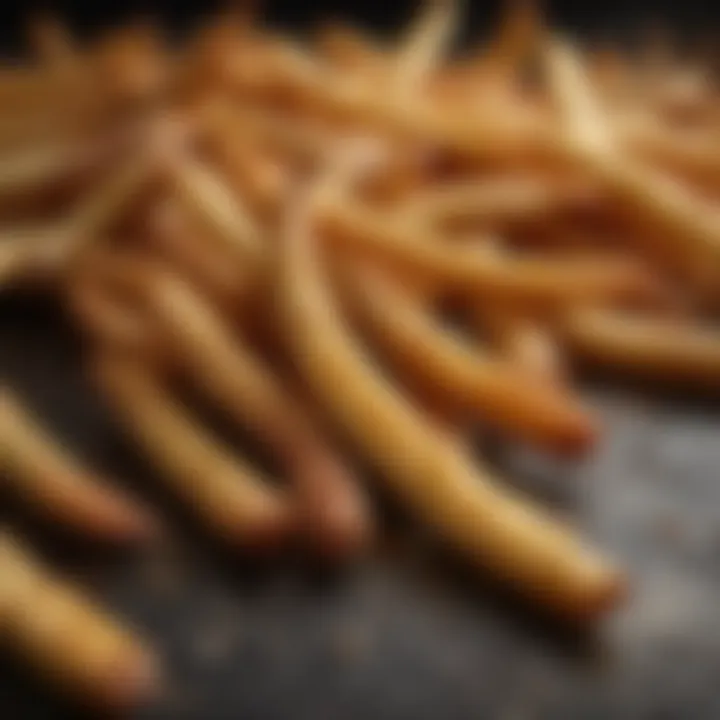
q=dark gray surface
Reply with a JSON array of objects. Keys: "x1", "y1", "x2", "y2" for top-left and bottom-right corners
[{"x1": 2, "y1": 296, "x2": 720, "y2": 720}]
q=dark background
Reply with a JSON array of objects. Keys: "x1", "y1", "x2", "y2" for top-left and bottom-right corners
[
  {"x1": 1, "y1": 2, "x2": 719, "y2": 719},
  {"x1": 0, "y1": 0, "x2": 717, "y2": 51}
]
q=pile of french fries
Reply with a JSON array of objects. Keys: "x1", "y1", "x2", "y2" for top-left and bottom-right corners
[{"x1": 1, "y1": 1, "x2": 719, "y2": 711}]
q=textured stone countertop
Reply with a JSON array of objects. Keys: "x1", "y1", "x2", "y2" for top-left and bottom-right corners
[{"x1": 2, "y1": 297, "x2": 719, "y2": 720}]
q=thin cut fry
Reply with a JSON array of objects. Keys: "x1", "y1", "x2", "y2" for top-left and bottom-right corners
[
  {"x1": 101, "y1": 256, "x2": 373, "y2": 559},
  {"x1": 93, "y1": 353, "x2": 293, "y2": 550},
  {"x1": 166, "y1": 149, "x2": 264, "y2": 262},
  {"x1": 393, "y1": 0, "x2": 459, "y2": 96},
  {"x1": 0, "y1": 388, "x2": 157, "y2": 543},
  {"x1": 561, "y1": 308, "x2": 720, "y2": 387},
  {"x1": 321, "y1": 198, "x2": 656, "y2": 305},
  {"x1": 400, "y1": 175, "x2": 597, "y2": 228},
  {"x1": 144, "y1": 197, "x2": 254, "y2": 308},
  {"x1": 278, "y1": 172, "x2": 624, "y2": 620},
  {"x1": 0, "y1": 531, "x2": 159, "y2": 711},
  {"x1": 343, "y1": 265, "x2": 594, "y2": 453},
  {"x1": 53, "y1": 149, "x2": 159, "y2": 268},
  {"x1": 545, "y1": 38, "x2": 720, "y2": 297}
]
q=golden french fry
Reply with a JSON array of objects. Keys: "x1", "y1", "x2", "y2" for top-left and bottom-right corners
[
  {"x1": 278, "y1": 172, "x2": 625, "y2": 621},
  {"x1": 0, "y1": 531, "x2": 159, "y2": 711},
  {"x1": 400, "y1": 175, "x2": 597, "y2": 228},
  {"x1": 321, "y1": 198, "x2": 657, "y2": 305},
  {"x1": 144, "y1": 197, "x2": 255, "y2": 308},
  {"x1": 0, "y1": 389, "x2": 158, "y2": 543},
  {"x1": 96, "y1": 253, "x2": 373, "y2": 560},
  {"x1": 393, "y1": 0, "x2": 459, "y2": 96},
  {"x1": 545, "y1": 37, "x2": 720, "y2": 298},
  {"x1": 561, "y1": 308, "x2": 720, "y2": 387},
  {"x1": 480, "y1": 0, "x2": 543, "y2": 77},
  {"x1": 166, "y1": 149, "x2": 263, "y2": 263},
  {"x1": 93, "y1": 353, "x2": 293, "y2": 550},
  {"x1": 343, "y1": 265, "x2": 594, "y2": 454},
  {"x1": 202, "y1": 120, "x2": 291, "y2": 218},
  {"x1": 48, "y1": 148, "x2": 160, "y2": 270},
  {"x1": 315, "y1": 21, "x2": 387, "y2": 75}
]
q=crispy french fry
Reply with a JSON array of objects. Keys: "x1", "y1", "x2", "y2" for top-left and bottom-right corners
[
  {"x1": 343, "y1": 265, "x2": 594, "y2": 453},
  {"x1": 393, "y1": 0, "x2": 459, "y2": 96},
  {"x1": 561, "y1": 308, "x2": 720, "y2": 387},
  {"x1": 202, "y1": 121, "x2": 291, "y2": 218},
  {"x1": 144, "y1": 197, "x2": 255, "y2": 308},
  {"x1": 166, "y1": 149, "x2": 263, "y2": 263},
  {"x1": 0, "y1": 389, "x2": 157, "y2": 543},
  {"x1": 545, "y1": 38, "x2": 720, "y2": 298},
  {"x1": 225, "y1": 40, "x2": 550, "y2": 162},
  {"x1": 400, "y1": 175, "x2": 597, "y2": 228},
  {"x1": 278, "y1": 172, "x2": 625, "y2": 620},
  {"x1": 93, "y1": 354, "x2": 293, "y2": 550},
  {"x1": 321, "y1": 198, "x2": 657, "y2": 305},
  {"x1": 98, "y1": 255, "x2": 373, "y2": 559},
  {"x1": 315, "y1": 21, "x2": 387, "y2": 76},
  {"x1": 480, "y1": 0, "x2": 543, "y2": 77},
  {"x1": 0, "y1": 531, "x2": 159, "y2": 711},
  {"x1": 48, "y1": 148, "x2": 160, "y2": 271}
]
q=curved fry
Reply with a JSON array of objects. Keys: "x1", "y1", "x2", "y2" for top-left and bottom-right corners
[
  {"x1": 0, "y1": 389, "x2": 157, "y2": 544},
  {"x1": 545, "y1": 37, "x2": 720, "y2": 298},
  {"x1": 0, "y1": 531, "x2": 159, "y2": 711},
  {"x1": 93, "y1": 354, "x2": 292, "y2": 551},
  {"x1": 561, "y1": 308, "x2": 720, "y2": 387},
  {"x1": 125, "y1": 262, "x2": 372, "y2": 560},
  {"x1": 343, "y1": 265, "x2": 594, "y2": 454},
  {"x1": 393, "y1": 0, "x2": 459, "y2": 97},
  {"x1": 321, "y1": 199, "x2": 656, "y2": 306},
  {"x1": 278, "y1": 176, "x2": 625, "y2": 620}
]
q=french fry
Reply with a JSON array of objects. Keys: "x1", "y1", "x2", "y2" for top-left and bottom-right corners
[
  {"x1": 393, "y1": 0, "x2": 459, "y2": 96},
  {"x1": 479, "y1": 0, "x2": 543, "y2": 78},
  {"x1": 321, "y1": 198, "x2": 657, "y2": 305},
  {"x1": 0, "y1": 531, "x2": 159, "y2": 711},
  {"x1": 99, "y1": 255, "x2": 373, "y2": 559},
  {"x1": 166, "y1": 149, "x2": 263, "y2": 263},
  {"x1": 343, "y1": 265, "x2": 594, "y2": 454},
  {"x1": 278, "y1": 171, "x2": 625, "y2": 621},
  {"x1": 50, "y1": 148, "x2": 160, "y2": 270},
  {"x1": 201, "y1": 118, "x2": 291, "y2": 218},
  {"x1": 561, "y1": 308, "x2": 720, "y2": 387},
  {"x1": 545, "y1": 38, "x2": 720, "y2": 298},
  {"x1": 0, "y1": 389, "x2": 158, "y2": 543},
  {"x1": 315, "y1": 21, "x2": 387, "y2": 76},
  {"x1": 400, "y1": 175, "x2": 598, "y2": 228},
  {"x1": 93, "y1": 353, "x2": 293, "y2": 550},
  {"x1": 4, "y1": 2, "x2": 720, "y2": 673},
  {"x1": 144, "y1": 197, "x2": 255, "y2": 309}
]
